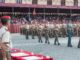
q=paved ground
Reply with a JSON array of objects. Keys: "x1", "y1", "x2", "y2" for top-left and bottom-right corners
[{"x1": 12, "y1": 33, "x2": 80, "y2": 60}]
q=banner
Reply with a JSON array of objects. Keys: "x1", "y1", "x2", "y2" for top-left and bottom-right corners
[
  {"x1": 38, "y1": 0, "x2": 47, "y2": 5},
  {"x1": 65, "y1": 0, "x2": 74, "y2": 6},
  {"x1": 5, "y1": 0, "x2": 16, "y2": 3},
  {"x1": 22, "y1": 0, "x2": 32, "y2": 4},
  {"x1": 52, "y1": 0, "x2": 61, "y2": 5}
]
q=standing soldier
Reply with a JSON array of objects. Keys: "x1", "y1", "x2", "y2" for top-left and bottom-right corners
[
  {"x1": 43, "y1": 25, "x2": 50, "y2": 44},
  {"x1": 54, "y1": 26, "x2": 60, "y2": 45},
  {"x1": 60, "y1": 24, "x2": 66, "y2": 37},
  {"x1": 31, "y1": 24, "x2": 35, "y2": 39},
  {"x1": 67, "y1": 23, "x2": 73, "y2": 47},
  {"x1": 48, "y1": 23, "x2": 54, "y2": 38},
  {"x1": 37, "y1": 24, "x2": 43, "y2": 43},
  {"x1": 25, "y1": 23, "x2": 29, "y2": 39},
  {"x1": 0, "y1": 16, "x2": 12, "y2": 60}
]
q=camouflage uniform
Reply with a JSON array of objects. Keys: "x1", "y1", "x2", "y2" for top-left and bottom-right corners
[
  {"x1": 43, "y1": 26, "x2": 50, "y2": 44},
  {"x1": 25, "y1": 24, "x2": 29, "y2": 39},
  {"x1": 54, "y1": 26, "x2": 60, "y2": 45},
  {"x1": 37, "y1": 25, "x2": 43, "y2": 43},
  {"x1": 31, "y1": 25, "x2": 35, "y2": 39}
]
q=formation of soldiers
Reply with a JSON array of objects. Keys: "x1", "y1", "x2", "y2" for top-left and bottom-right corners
[{"x1": 20, "y1": 20, "x2": 80, "y2": 47}]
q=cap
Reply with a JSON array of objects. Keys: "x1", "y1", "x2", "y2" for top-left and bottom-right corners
[{"x1": 1, "y1": 16, "x2": 11, "y2": 19}]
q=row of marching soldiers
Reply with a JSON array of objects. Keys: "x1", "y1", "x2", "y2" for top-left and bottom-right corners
[{"x1": 20, "y1": 20, "x2": 80, "y2": 48}]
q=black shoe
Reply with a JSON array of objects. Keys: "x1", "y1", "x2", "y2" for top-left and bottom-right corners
[
  {"x1": 41, "y1": 41, "x2": 43, "y2": 43},
  {"x1": 54, "y1": 43, "x2": 56, "y2": 45},
  {"x1": 26, "y1": 37, "x2": 29, "y2": 39},
  {"x1": 68, "y1": 45, "x2": 72, "y2": 47},
  {"x1": 48, "y1": 42, "x2": 50, "y2": 44},
  {"x1": 58, "y1": 43, "x2": 60, "y2": 45},
  {"x1": 45, "y1": 41, "x2": 47, "y2": 43}
]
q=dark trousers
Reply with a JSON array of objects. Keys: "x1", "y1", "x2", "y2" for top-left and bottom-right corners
[
  {"x1": 54, "y1": 37, "x2": 60, "y2": 45},
  {"x1": 32, "y1": 31, "x2": 35, "y2": 39},
  {"x1": 26, "y1": 30, "x2": 29, "y2": 39},
  {"x1": 38, "y1": 36, "x2": 43, "y2": 43},
  {"x1": 45, "y1": 36, "x2": 50, "y2": 44},
  {"x1": 68, "y1": 36, "x2": 72, "y2": 47}
]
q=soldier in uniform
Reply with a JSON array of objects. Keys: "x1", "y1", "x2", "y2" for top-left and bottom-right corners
[
  {"x1": 48, "y1": 23, "x2": 54, "y2": 38},
  {"x1": 37, "y1": 24, "x2": 43, "y2": 43},
  {"x1": 31, "y1": 24, "x2": 35, "y2": 39},
  {"x1": 22, "y1": 26, "x2": 26, "y2": 35},
  {"x1": 25, "y1": 24, "x2": 29, "y2": 39},
  {"x1": 43, "y1": 25, "x2": 50, "y2": 44},
  {"x1": 67, "y1": 23, "x2": 73, "y2": 47},
  {"x1": 54, "y1": 26, "x2": 60, "y2": 45},
  {"x1": 0, "y1": 16, "x2": 12, "y2": 60},
  {"x1": 60, "y1": 25, "x2": 66, "y2": 37}
]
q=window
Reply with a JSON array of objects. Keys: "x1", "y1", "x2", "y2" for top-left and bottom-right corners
[
  {"x1": 47, "y1": 0, "x2": 52, "y2": 5},
  {"x1": 16, "y1": 0, "x2": 22, "y2": 4},
  {"x1": 32, "y1": 0, "x2": 37, "y2": 4},
  {"x1": 61, "y1": 0, "x2": 65, "y2": 6},
  {"x1": 74, "y1": 0, "x2": 78, "y2": 6}
]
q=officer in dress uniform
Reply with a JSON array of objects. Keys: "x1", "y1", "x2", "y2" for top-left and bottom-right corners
[{"x1": 0, "y1": 16, "x2": 12, "y2": 60}]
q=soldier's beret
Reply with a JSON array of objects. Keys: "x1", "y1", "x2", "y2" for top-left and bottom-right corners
[{"x1": 1, "y1": 16, "x2": 11, "y2": 19}]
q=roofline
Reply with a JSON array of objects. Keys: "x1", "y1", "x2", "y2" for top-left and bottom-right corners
[{"x1": 0, "y1": 3, "x2": 79, "y2": 9}]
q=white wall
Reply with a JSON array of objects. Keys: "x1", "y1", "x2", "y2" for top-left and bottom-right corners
[
  {"x1": 65, "y1": 0, "x2": 74, "y2": 6},
  {"x1": 38, "y1": 0, "x2": 47, "y2": 5},
  {"x1": 52, "y1": 0, "x2": 61, "y2": 5},
  {"x1": 78, "y1": 0, "x2": 80, "y2": 6},
  {"x1": 22, "y1": 0, "x2": 32, "y2": 4},
  {"x1": 5, "y1": 0, "x2": 16, "y2": 3}
]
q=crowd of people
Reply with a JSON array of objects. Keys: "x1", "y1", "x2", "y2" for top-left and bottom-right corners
[{"x1": 19, "y1": 18, "x2": 80, "y2": 48}]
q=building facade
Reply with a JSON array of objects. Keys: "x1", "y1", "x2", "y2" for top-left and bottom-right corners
[
  {"x1": 0, "y1": 0, "x2": 80, "y2": 20},
  {"x1": 0, "y1": 0, "x2": 79, "y2": 6}
]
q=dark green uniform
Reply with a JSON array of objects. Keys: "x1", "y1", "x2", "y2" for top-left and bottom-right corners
[
  {"x1": 25, "y1": 27, "x2": 29, "y2": 39},
  {"x1": 31, "y1": 26, "x2": 35, "y2": 39},
  {"x1": 54, "y1": 27, "x2": 60, "y2": 45},
  {"x1": 60, "y1": 26, "x2": 66, "y2": 37},
  {"x1": 37, "y1": 27, "x2": 43, "y2": 43},
  {"x1": 44, "y1": 26, "x2": 50, "y2": 44}
]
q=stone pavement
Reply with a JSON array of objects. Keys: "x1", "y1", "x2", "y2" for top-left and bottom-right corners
[{"x1": 11, "y1": 33, "x2": 80, "y2": 60}]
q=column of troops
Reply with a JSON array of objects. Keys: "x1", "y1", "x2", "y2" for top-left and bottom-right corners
[{"x1": 20, "y1": 20, "x2": 80, "y2": 47}]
